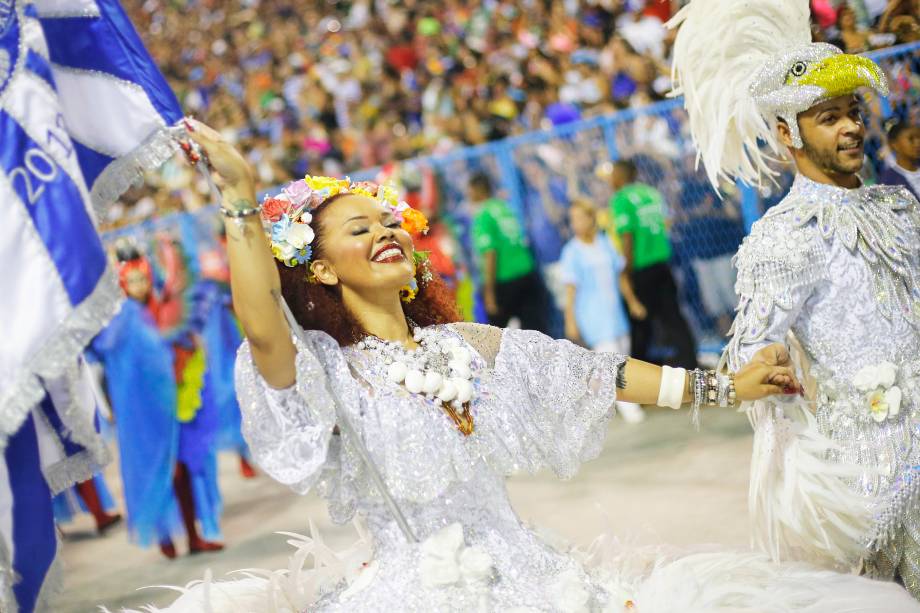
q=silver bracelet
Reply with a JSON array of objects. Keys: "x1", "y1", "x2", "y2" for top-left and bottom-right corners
[
  {"x1": 716, "y1": 373, "x2": 729, "y2": 407},
  {"x1": 220, "y1": 206, "x2": 260, "y2": 218},
  {"x1": 689, "y1": 368, "x2": 705, "y2": 430}
]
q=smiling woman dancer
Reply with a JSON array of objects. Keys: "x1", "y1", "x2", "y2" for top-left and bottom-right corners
[{"x1": 132, "y1": 117, "x2": 920, "y2": 613}]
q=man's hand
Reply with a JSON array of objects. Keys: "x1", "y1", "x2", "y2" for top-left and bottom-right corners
[
  {"x1": 752, "y1": 343, "x2": 791, "y2": 366},
  {"x1": 734, "y1": 361, "x2": 800, "y2": 401},
  {"x1": 627, "y1": 299, "x2": 647, "y2": 321},
  {"x1": 750, "y1": 343, "x2": 801, "y2": 394},
  {"x1": 484, "y1": 291, "x2": 499, "y2": 317}
]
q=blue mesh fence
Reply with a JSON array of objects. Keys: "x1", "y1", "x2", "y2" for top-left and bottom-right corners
[
  {"x1": 105, "y1": 42, "x2": 920, "y2": 356},
  {"x1": 351, "y1": 42, "x2": 920, "y2": 354}
]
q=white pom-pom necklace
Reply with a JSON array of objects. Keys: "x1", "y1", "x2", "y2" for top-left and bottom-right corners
[{"x1": 358, "y1": 324, "x2": 476, "y2": 435}]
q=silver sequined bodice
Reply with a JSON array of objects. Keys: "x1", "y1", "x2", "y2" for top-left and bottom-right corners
[
  {"x1": 784, "y1": 225, "x2": 919, "y2": 382},
  {"x1": 726, "y1": 175, "x2": 920, "y2": 380},
  {"x1": 235, "y1": 323, "x2": 625, "y2": 611}
]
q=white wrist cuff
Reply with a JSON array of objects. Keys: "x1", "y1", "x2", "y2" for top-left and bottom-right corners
[{"x1": 657, "y1": 366, "x2": 687, "y2": 410}]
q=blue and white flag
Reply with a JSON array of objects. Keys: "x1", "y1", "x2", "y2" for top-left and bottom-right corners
[
  {"x1": 0, "y1": 1, "x2": 183, "y2": 610},
  {"x1": 0, "y1": 0, "x2": 184, "y2": 443}
]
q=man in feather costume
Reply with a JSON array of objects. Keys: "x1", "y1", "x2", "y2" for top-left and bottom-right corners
[{"x1": 670, "y1": 0, "x2": 920, "y2": 597}]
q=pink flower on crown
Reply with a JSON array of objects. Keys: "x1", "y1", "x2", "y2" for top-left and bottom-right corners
[
  {"x1": 391, "y1": 200, "x2": 410, "y2": 222},
  {"x1": 283, "y1": 180, "x2": 314, "y2": 207}
]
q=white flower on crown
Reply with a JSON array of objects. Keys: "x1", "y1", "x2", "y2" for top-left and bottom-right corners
[
  {"x1": 852, "y1": 362, "x2": 902, "y2": 422},
  {"x1": 286, "y1": 222, "x2": 315, "y2": 249},
  {"x1": 272, "y1": 240, "x2": 297, "y2": 261}
]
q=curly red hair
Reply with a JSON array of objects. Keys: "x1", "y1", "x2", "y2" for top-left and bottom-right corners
[{"x1": 277, "y1": 196, "x2": 460, "y2": 346}]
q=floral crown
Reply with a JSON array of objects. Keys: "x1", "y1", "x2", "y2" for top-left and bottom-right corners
[{"x1": 260, "y1": 175, "x2": 429, "y2": 268}]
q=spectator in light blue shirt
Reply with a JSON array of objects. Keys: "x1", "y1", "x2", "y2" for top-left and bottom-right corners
[{"x1": 560, "y1": 199, "x2": 647, "y2": 423}]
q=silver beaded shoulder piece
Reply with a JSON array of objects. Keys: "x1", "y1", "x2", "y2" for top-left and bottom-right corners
[
  {"x1": 725, "y1": 175, "x2": 920, "y2": 369},
  {"x1": 770, "y1": 176, "x2": 920, "y2": 326}
]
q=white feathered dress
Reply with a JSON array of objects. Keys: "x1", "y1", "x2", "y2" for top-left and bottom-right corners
[{"x1": 148, "y1": 322, "x2": 917, "y2": 612}]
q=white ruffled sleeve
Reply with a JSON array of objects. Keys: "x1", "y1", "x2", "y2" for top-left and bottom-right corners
[
  {"x1": 482, "y1": 327, "x2": 625, "y2": 479},
  {"x1": 234, "y1": 331, "x2": 338, "y2": 495}
]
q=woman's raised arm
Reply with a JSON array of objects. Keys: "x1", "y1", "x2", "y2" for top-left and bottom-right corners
[{"x1": 186, "y1": 119, "x2": 295, "y2": 388}]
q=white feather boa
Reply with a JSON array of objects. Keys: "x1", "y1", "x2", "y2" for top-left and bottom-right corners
[
  {"x1": 746, "y1": 400, "x2": 876, "y2": 572},
  {"x1": 107, "y1": 520, "x2": 374, "y2": 613}
]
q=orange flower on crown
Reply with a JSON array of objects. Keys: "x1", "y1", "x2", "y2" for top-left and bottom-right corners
[{"x1": 401, "y1": 207, "x2": 429, "y2": 235}]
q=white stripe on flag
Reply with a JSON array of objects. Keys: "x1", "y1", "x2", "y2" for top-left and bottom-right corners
[
  {"x1": 32, "y1": 406, "x2": 63, "y2": 479},
  {"x1": 21, "y1": 9, "x2": 50, "y2": 59},
  {"x1": 51, "y1": 65, "x2": 167, "y2": 158},
  {"x1": 0, "y1": 171, "x2": 72, "y2": 382},
  {"x1": 33, "y1": 0, "x2": 100, "y2": 18},
  {"x1": 0, "y1": 450, "x2": 12, "y2": 569}
]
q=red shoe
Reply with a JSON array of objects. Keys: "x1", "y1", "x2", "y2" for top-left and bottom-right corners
[
  {"x1": 97, "y1": 513, "x2": 122, "y2": 534},
  {"x1": 240, "y1": 457, "x2": 257, "y2": 479},
  {"x1": 189, "y1": 538, "x2": 224, "y2": 554},
  {"x1": 160, "y1": 540, "x2": 178, "y2": 559}
]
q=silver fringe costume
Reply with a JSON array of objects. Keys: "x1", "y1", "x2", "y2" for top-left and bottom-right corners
[{"x1": 723, "y1": 174, "x2": 920, "y2": 594}]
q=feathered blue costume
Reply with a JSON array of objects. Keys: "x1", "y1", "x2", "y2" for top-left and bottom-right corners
[{"x1": 92, "y1": 299, "x2": 180, "y2": 546}]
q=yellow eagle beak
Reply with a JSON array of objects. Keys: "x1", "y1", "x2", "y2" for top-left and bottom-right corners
[{"x1": 791, "y1": 53, "x2": 889, "y2": 98}]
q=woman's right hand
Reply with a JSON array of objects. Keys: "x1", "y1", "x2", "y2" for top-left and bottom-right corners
[{"x1": 183, "y1": 118, "x2": 255, "y2": 206}]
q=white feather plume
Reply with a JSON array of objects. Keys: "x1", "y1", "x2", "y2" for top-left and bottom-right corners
[{"x1": 668, "y1": 0, "x2": 812, "y2": 190}]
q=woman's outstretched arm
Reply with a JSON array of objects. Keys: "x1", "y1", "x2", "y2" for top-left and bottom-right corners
[
  {"x1": 617, "y1": 344, "x2": 797, "y2": 406},
  {"x1": 187, "y1": 119, "x2": 295, "y2": 388}
]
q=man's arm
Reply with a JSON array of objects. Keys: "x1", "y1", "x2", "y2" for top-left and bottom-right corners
[
  {"x1": 619, "y1": 271, "x2": 646, "y2": 320},
  {"x1": 482, "y1": 250, "x2": 499, "y2": 317},
  {"x1": 722, "y1": 222, "x2": 825, "y2": 375},
  {"x1": 611, "y1": 192, "x2": 636, "y2": 273},
  {"x1": 620, "y1": 232, "x2": 635, "y2": 274}
]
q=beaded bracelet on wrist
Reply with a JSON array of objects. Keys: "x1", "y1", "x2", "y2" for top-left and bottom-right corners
[
  {"x1": 220, "y1": 206, "x2": 260, "y2": 218},
  {"x1": 687, "y1": 369, "x2": 737, "y2": 428},
  {"x1": 219, "y1": 203, "x2": 260, "y2": 229}
]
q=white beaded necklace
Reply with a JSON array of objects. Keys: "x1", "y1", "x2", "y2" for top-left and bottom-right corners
[{"x1": 357, "y1": 325, "x2": 477, "y2": 434}]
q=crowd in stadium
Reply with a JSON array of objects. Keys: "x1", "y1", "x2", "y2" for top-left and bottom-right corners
[{"x1": 123, "y1": 0, "x2": 919, "y2": 199}]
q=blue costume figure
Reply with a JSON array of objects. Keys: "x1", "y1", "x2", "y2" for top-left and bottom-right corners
[
  {"x1": 93, "y1": 251, "x2": 222, "y2": 558},
  {"x1": 52, "y1": 389, "x2": 123, "y2": 534},
  {"x1": 150, "y1": 224, "x2": 225, "y2": 551},
  {"x1": 52, "y1": 473, "x2": 120, "y2": 534}
]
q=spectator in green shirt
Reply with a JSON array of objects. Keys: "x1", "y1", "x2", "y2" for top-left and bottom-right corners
[
  {"x1": 609, "y1": 159, "x2": 698, "y2": 368},
  {"x1": 469, "y1": 172, "x2": 551, "y2": 334}
]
